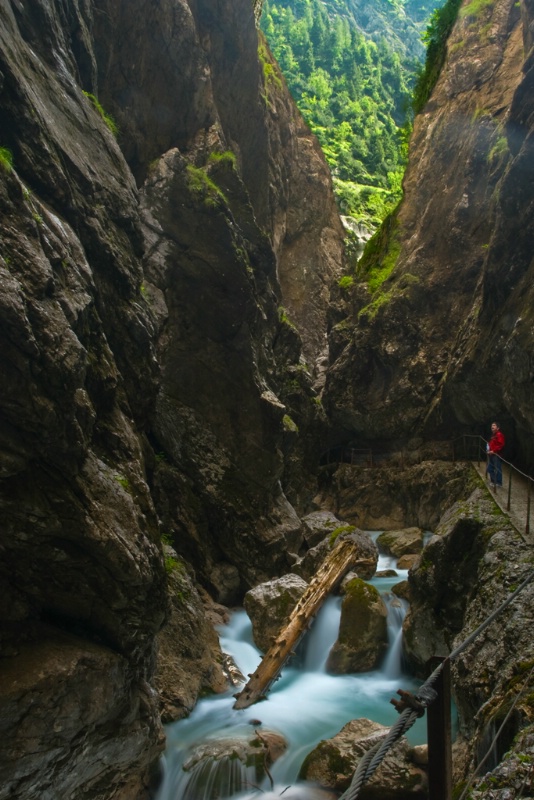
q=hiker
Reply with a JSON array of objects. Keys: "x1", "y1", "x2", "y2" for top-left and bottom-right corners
[{"x1": 486, "y1": 421, "x2": 505, "y2": 491}]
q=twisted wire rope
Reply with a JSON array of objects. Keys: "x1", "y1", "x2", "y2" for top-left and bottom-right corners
[
  {"x1": 338, "y1": 569, "x2": 534, "y2": 800},
  {"x1": 456, "y1": 662, "x2": 534, "y2": 800}
]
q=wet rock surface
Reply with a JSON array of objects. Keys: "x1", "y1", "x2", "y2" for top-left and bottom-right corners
[
  {"x1": 299, "y1": 717, "x2": 427, "y2": 798},
  {"x1": 403, "y1": 487, "x2": 534, "y2": 786},
  {"x1": 327, "y1": 578, "x2": 388, "y2": 673},
  {"x1": 377, "y1": 527, "x2": 424, "y2": 557},
  {"x1": 0, "y1": 0, "x2": 344, "y2": 796},
  {"x1": 244, "y1": 574, "x2": 309, "y2": 653},
  {"x1": 323, "y1": 0, "x2": 534, "y2": 466}
]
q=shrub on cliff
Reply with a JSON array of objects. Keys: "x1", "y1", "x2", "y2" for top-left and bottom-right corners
[{"x1": 412, "y1": 0, "x2": 463, "y2": 113}]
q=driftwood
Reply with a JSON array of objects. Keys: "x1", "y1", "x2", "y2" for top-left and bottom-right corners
[{"x1": 233, "y1": 534, "x2": 375, "y2": 709}]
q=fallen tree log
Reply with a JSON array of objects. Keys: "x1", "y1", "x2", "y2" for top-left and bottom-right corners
[{"x1": 233, "y1": 532, "x2": 377, "y2": 710}]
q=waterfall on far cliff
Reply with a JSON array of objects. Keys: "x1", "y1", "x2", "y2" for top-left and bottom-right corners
[{"x1": 156, "y1": 551, "x2": 422, "y2": 800}]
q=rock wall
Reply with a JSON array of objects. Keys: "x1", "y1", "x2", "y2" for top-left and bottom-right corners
[
  {"x1": 403, "y1": 488, "x2": 534, "y2": 789},
  {"x1": 324, "y1": 0, "x2": 534, "y2": 467},
  {"x1": 0, "y1": 0, "x2": 345, "y2": 796}
]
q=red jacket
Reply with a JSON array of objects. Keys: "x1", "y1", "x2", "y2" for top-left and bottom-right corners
[{"x1": 489, "y1": 430, "x2": 505, "y2": 454}]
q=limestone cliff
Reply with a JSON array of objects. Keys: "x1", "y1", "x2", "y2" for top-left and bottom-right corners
[
  {"x1": 324, "y1": 0, "x2": 534, "y2": 465},
  {"x1": 0, "y1": 0, "x2": 344, "y2": 797}
]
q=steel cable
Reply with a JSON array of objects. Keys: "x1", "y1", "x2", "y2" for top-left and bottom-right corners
[{"x1": 338, "y1": 570, "x2": 534, "y2": 800}]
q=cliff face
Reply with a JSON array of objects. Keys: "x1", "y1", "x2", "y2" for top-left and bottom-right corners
[
  {"x1": 0, "y1": 0, "x2": 344, "y2": 796},
  {"x1": 324, "y1": 0, "x2": 534, "y2": 463}
]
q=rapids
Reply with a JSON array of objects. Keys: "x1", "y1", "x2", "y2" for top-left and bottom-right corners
[{"x1": 156, "y1": 541, "x2": 427, "y2": 800}]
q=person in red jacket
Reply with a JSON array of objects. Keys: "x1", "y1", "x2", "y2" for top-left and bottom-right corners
[{"x1": 486, "y1": 421, "x2": 505, "y2": 490}]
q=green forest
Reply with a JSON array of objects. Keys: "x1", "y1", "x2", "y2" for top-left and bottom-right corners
[{"x1": 260, "y1": 0, "x2": 442, "y2": 228}]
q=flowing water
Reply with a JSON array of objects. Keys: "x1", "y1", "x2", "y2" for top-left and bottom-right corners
[{"x1": 156, "y1": 540, "x2": 427, "y2": 800}]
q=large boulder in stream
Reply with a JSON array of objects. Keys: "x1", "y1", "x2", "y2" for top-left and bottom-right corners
[
  {"x1": 327, "y1": 578, "x2": 388, "y2": 673},
  {"x1": 299, "y1": 717, "x2": 427, "y2": 798},
  {"x1": 294, "y1": 528, "x2": 378, "y2": 583},
  {"x1": 244, "y1": 574, "x2": 309, "y2": 653},
  {"x1": 377, "y1": 528, "x2": 424, "y2": 557},
  {"x1": 301, "y1": 510, "x2": 345, "y2": 548}
]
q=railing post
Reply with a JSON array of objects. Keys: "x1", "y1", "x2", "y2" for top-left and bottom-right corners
[
  {"x1": 507, "y1": 466, "x2": 512, "y2": 512},
  {"x1": 427, "y1": 658, "x2": 452, "y2": 800},
  {"x1": 526, "y1": 480, "x2": 531, "y2": 538}
]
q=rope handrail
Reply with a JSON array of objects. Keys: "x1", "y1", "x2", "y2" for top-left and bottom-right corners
[{"x1": 339, "y1": 569, "x2": 534, "y2": 800}]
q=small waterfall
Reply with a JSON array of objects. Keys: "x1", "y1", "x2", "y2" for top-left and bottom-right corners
[
  {"x1": 180, "y1": 755, "x2": 254, "y2": 800},
  {"x1": 303, "y1": 596, "x2": 341, "y2": 672},
  {"x1": 157, "y1": 538, "x2": 427, "y2": 800},
  {"x1": 382, "y1": 593, "x2": 408, "y2": 679}
]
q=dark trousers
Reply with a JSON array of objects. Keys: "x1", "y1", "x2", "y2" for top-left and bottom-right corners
[{"x1": 486, "y1": 454, "x2": 502, "y2": 486}]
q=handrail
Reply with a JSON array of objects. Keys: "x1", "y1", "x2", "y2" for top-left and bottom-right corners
[
  {"x1": 340, "y1": 569, "x2": 534, "y2": 800},
  {"x1": 321, "y1": 434, "x2": 534, "y2": 539}
]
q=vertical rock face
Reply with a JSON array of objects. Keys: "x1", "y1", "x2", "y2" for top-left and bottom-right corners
[
  {"x1": 324, "y1": 0, "x2": 534, "y2": 463},
  {"x1": 93, "y1": 0, "x2": 345, "y2": 366},
  {"x1": 0, "y1": 0, "x2": 345, "y2": 796}
]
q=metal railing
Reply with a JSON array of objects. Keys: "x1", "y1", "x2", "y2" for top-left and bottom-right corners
[
  {"x1": 321, "y1": 434, "x2": 534, "y2": 538},
  {"x1": 454, "y1": 434, "x2": 533, "y2": 538}
]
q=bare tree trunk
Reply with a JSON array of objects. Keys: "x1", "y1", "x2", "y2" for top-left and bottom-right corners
[{"x1": 233, "y1": 535, "x2": 376, "y2": 710}]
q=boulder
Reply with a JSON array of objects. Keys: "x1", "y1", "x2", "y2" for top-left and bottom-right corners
[
  {"x1": 377, "y1": 528, "x2": 424, "y2": 557},
  {"x1": 391, "y1": 580, "x2": 411, "y2": 602},
  {"x1": 299, "y1": 717, "x2": 427, "y2": 798},
  {"x1": 181, "y1": 730, "x2": 287, "y2": 799},
  {"x1": 295, "y1": 529, "x2": 378, "y2": 583},
  {"x1": 244, "y1": 575, "x2": 308, "y2": 653},
  {"x1": 397, "y1": 554, "x2": 420, "y2": 570},
  {"x1": 375, "y1": 569, "x2": 399, "y2": 578},
  {"x1": 302, "y1": 510, "x2": 344, "y2": 548},
  {"x1": 154, "y1": 550, "x2": 227, "y2": 723},
  {"x1": 327, "y1": 579, "x2": 388, "y2": 673}
]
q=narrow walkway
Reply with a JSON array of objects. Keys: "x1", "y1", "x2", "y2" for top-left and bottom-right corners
[{"x1": 472, "y1": 460, "x2": 533, "y2": 543}]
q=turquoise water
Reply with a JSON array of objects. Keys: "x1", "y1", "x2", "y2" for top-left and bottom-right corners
[{"x1": 156, "y1": 543, "x2": 429, "y2": 799}]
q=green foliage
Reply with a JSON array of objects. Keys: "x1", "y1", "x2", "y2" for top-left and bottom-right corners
[
  {"x1": 412, "y1": 0, "x2": 463, "y2": 113},
  {"x1": 329, "y1": 524, "x2": 356, "y2": 546},
  {"x1": 338, "y1": 275, "x2": 354, "y2": 290},
  {"x1": 489, "y1": 135, "x2": 509, "y2": 163},
  {"x1": 459, "y1": 0, "x2": 493, "y2": 18},
  {"x1": 261, "y1": 0, "x2": 416, "y2": 223},
  {"x1": 358, "y1": 286, "x2": 394, "y2": 321},
  {"x1": 161, "y1": 532, "x2": 184, "y2": 576},
  {"x1": 114, "y1": 474, "x2": 131, "y2": 492},
  {"x1": 258, "y1": 40, "x2": 283, "y2": 94},
  {"x1": 283, "y1": 414, "x2": 299, "y2": 433},
  {"x1": 357, "y1": 207, "x2": 401, "y2": 292},
  {"x1": 83, "y1": 91, "x2": 119, "y2": 137},
  {"x1": 186, "y1": 164, "x2": 228, "y2": 208},
  {"x1": 0, "y1": 147, "x2": 13, "y2": 172},
  {"x1": 208, "y1": 150, "x2": 237, "y2": 168},
  {"x1": 278, "y1": 305, "x2": 297, "y2": 328}
]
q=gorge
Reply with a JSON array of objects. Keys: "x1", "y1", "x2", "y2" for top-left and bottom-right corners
[{"x1": 0, "y1": 0, "x2": 534, "y2": 798}]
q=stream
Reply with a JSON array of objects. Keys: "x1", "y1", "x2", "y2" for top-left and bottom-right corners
[{"x1": 156, "y1": 541, "x2": 428, "y2": 799}]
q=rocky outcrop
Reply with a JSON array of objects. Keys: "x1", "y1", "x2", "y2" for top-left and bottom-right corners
[
  {"x1": 154, "y1": 549, "x2": 228, "y2": 723},
  {"x1": 377, "y1": 528, "x2": 424, "y2": 557},
  {"x1": 326, "y1": 578, "x2": 388, "y2": 673},
  {"x1": 294, "y1": 528, "x2": 378, "y2": 583},
  {"x1": 244, "y1": 574, "x2": 308, "y2": 653},
  {"x1": 403, "y1": 487, "x2": 534, "y2": 786},
  {"x1": 314, "y1": 462, "x2": 476, "y2": 531},
  {"x1": 94, "y1": 2, "x2": 345, "y2": 368},
  {"x1": 0, "y1": 0, "x2": 345, "y2": 796},
  {"x1": 324, "y1": 0, "x2": 534, "y2": 466},
  {"x1": 299, "y1": 717, "x2": 428, "y2": 798}
]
